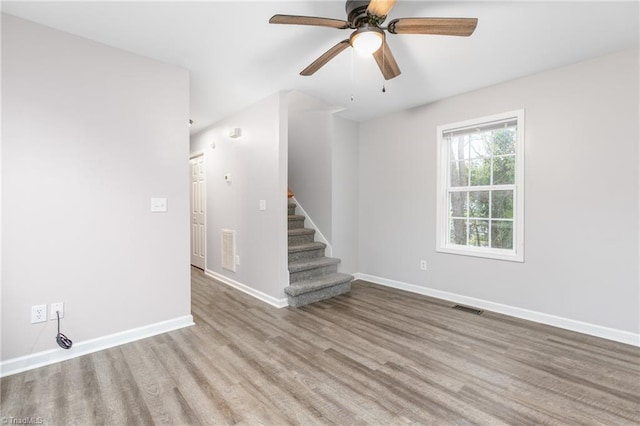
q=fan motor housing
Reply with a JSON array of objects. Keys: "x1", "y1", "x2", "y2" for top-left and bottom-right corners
[{"x1": 346, "y1": 0, "x2": 370, "y2": 26}]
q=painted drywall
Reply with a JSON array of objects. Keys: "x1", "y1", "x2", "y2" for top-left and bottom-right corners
[
  {"x1": 288, "y1": 93, "x2": 334, "y2": 243},
  {"x1": 358, "y1": 48, "x2": 639, "y2": 335},
  {"x1": 287, "y1": 92, "x2": 360, "y2": 274},
  {"x1": 332, "y1": 116, "x2": 359, "y2": 274},
  {"x1": 1, "y1": 15, "x2": 191, "y2": 361},
  {"x1": 190, "y1": 92, "x2": 289, "y2": 302}
]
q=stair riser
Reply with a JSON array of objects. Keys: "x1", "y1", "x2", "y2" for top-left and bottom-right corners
[
  {"x1": 289, "y1": 264, "x2": 338, "y2": 283},
  {"x1": 287, "y1": 282, "x2": 351, "y2": 308},
  {"x1": 288, "y1": 206, "x2": 296, "y2": 215},
  {"x1": 288, "y1": 248, "x2": 325, "y2": 263},
  {"x1": 288, "y1": 234, "x2": 315, "y2": 245},
  {"x1": 288, "y1": 218, "x2": 305, "y2": 229}
]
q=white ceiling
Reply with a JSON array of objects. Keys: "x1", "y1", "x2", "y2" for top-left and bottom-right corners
[{"x1": 2, "y1": 1, "x2": 638, "y2": 134}]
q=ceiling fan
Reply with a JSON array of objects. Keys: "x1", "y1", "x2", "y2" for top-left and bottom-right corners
[{"x1": 269, "y1": 0, "x2": 478, "y2": 80}]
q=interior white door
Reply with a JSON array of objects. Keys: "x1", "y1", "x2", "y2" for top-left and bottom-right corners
[{"x1": 190, "y1": 155, "x2": 206, "y2": 269}]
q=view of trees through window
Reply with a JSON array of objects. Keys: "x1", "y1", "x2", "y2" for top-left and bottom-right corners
[{"x1": 447, "y1": 126, "x2": 516, "y2": 249}]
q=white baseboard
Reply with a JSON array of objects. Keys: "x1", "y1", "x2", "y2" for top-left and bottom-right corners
[
  {"x1": 0, "y1": 315, "x2": 195, "y2": 378},
  {"x1": 205, "y1": 269, "x2": 288, "y2": 308},
  {"x1": 354, "y1": 273, "x2": 639, "y2": 347}
]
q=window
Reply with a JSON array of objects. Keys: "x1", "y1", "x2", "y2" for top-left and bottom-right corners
[{"x1": 436, "y1": 110, "x2": 524, "y2": 262}]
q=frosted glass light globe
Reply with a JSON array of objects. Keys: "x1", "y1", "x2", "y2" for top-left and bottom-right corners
[{"x1": 351, "y1": 30, "x2": 383, "y2": 55}]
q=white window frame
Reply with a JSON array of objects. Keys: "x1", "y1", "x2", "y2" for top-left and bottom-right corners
[{"x1": 436, "y1": 109, "x2": 525, "y2": 262}]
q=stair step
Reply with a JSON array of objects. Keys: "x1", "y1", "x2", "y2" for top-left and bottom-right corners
[
  {"x1": 288, "y1": 203, "x2": 296, "y2": 215},
  {"x1": 288, "y1": 241, "x2": 326, "y2": 263},
  {"x1": 288, "y1": 228, "x2": 315, "y2": 245},
  {"x1": 285, "y1": 272, "x2": 353, "y2": 297},
  {"x1": 288, "y1": 241, "x2": 326, "y2": 253},
  {"x1": 288, "y1": 214, "x2": 305, "y2": 229},
  {"x1": 288, "y1": 256, "x2": 340, "y2": 273},
  {"x1": 289, "y1": 257, "x2": 340, "y2": 283},
  {"x1": 285, "y1": 273, "x2": 353, "y2": 307}
]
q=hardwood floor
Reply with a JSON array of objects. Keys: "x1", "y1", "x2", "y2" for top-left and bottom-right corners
[{"x1": 2, "y1": 267, "x2": 639, "y2": 425}]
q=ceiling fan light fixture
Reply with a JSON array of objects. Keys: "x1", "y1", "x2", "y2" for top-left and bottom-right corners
[{"x1": 350, "y1": 27, "x2": 383, "y2": 55}]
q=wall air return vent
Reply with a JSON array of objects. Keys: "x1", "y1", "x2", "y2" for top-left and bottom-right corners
[{"x1": 221, "y1": 229, "x2": 236, "y2": 272}]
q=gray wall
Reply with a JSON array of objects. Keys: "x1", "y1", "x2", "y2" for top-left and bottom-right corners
[
  {"x1": 1, "y1": 14, "x2": 191, "y2": 361},
  {"x1": 190, "y1": 92, "x2": 289, "y2": 301},
  {"x1": 358, "y1": 49, "x2": 639, "y2": 334},
  {"x1": 287, "y1": 93, "x2": 360, "y2": 274},
  {"x1": 332, "y1": 116, "x2": 359, "y2": 274},
  {"x1": 288, "y1": 93, "x2": 334, "y2": 243}
]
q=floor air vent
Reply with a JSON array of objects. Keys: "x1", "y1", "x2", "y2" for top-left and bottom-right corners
[{"x1": 452, "y1": 304, "x2": 484, "y2": 315}]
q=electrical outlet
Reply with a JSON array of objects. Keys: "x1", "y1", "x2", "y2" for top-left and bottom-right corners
[
  {"x1": 420, "y1": 260, "x2": 427, "y2": 271},
  {"x1": 50, "y1": 302, "x2": 64, "y2": 320},
  {"x1": 31, "y1": 304, "x2": 47, "y2": 323}
]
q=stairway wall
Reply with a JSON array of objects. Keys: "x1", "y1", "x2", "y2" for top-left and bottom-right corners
[
  {"x1": 287, "y1": 92, "x2": 360, "y2": 275},
  {"x1": 288, "y1": 96, "x2": 333, "y2": 243},
  {"x1": 331, "y1": 116, "x2": 359, "y2": 275}
]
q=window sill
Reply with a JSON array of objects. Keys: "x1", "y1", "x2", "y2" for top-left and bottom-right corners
[{"x1": 437, "y1": 246, "x2": 524, "y2": 263}]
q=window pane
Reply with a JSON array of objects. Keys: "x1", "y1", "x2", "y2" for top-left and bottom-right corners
[
  {"x1": 450, "y1": 161, "x2": 468, "y2": 187},
  {"x1": 491, "y1": 190, "x2": 513, "y2": 219},
  {"x1": 469, "y1": 191, "x2": 489, "y2": 218},
  {"x1": 469, "y1": 220, "x2": 489, "y2": 247},
  {"x1": 493, "y1": 155, "x2": 515, "y2": 185},
  {"x1": 492, "y1": 128, "x2": 516, "y2": 155},
  {"x1": 469, "y1": 159, "x2": 490, "y2": 186},
  {"x1": 469, "y1": 135, "x2": 489, "y2": 159},
  {"x1": 449, "y1": 136, "x2": 467, "y2": 162},
  {"x1": 449, "y1": 219, "x2": 467, "y2": 245},
  {"x1": 449, "y1": 192, "x2": 468, "y2": 218},
  {"x1": 491, "y1": 221, "x2": 513, "y2": 249}
]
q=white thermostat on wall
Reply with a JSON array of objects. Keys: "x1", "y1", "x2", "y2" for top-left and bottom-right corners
[{"x1": 224, "y1": 173, "x2": 232, "y2": 183}]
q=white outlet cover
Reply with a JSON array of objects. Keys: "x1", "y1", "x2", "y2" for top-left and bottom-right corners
[{"x1": 31, "y1": 304, "x2": 47, "y2": 324}]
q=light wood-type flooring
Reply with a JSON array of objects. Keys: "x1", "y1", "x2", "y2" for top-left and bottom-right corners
[{"x1": 2, "y1": 267, "x2": 639, "y2": 425}]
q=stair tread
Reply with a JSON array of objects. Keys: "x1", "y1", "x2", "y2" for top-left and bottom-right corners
[
  {"x1": 288, "y1": 257, "x2": 340, "y2": 273},
  {"x1": 288, "y1": 214, "x2": 305, "y2": 220},
  {"x1": 288, "y1": 241, "x2": 326, "y2": 253},
  {"x1": 285, "y1": 272, "x2": 353, "y2": 297},
  {"x1": 288, "y1": 202, "x2": 296, "y2": 208},
  {"x1": 288, "y1": 228, "x2": 315, "y2": 236}
]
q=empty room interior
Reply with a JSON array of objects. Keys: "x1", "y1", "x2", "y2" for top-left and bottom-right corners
[{"x1": 1, "y1": 1, "x2": 639, "y2": 424}]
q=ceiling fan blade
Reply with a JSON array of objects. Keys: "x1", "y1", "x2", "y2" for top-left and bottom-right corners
[
  {"x1": 387, "y1": 17, "x2": 478, "y2": 36},
  {"x1": 373, "y1": 39, "x2": 401, "y2": 80},
  {"x1": 269, "y1": 14, "x2": 350, "y2": 29},
  {"x1": 300, "y1": 40, "x2": 351, "y2": 76},
  {"x1": 366, "y1": 0, "x2": 398, "y2": 18}
]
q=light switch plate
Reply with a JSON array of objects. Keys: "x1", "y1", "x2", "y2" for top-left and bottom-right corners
[
  {"x1": 259, "y1": 200, "x2": 266, "y2": 211},
  {"x1": 151, "y1": 197, "x2": 167, "y2": 212}
]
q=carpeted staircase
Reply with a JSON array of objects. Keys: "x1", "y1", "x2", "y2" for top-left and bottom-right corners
[{"x1": 286, "y1": 201, "x2": 353, "y2": 307}]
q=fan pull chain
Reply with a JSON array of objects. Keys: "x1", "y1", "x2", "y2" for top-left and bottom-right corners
[
  {"x1": 381, "y1": 39, "x2": 386, "y2": 93},
  {"x1": 350, "y1": 49, "x2": 355, "y2": 102}
]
